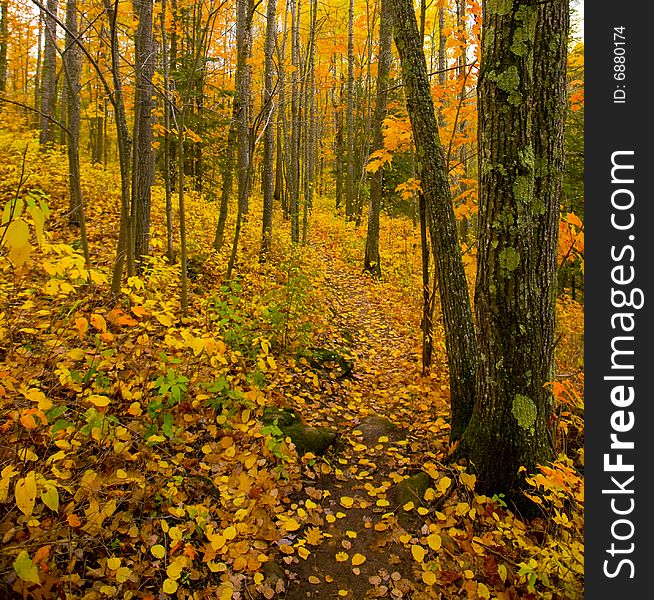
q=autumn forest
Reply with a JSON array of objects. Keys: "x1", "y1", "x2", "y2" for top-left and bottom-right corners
[{"x1": 0, "y1": 0, "x2": 584, "y2": 597}]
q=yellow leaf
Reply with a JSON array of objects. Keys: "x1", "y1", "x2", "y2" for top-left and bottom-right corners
[
  {"x1": 40, "y1": 483, "x2": 59, "y2": 512},
  {"x1": 338, "y1": 590, "x2": 349, "y2": 597},
  {"x1": 305, "y1": 527, "x2": 323, "y2": 546},
  {"x1": 13, "y1": 550, "x2": 40, "y2": 585},
  {"x1": 335, "y1": 552, "x2": 349, "y2": 562},
  {"x1": 339, "y1": 496, "x2": 354, "y2": 508},
  {"x1": 8, "y1": 241, "x2": 32, "y2": 267},
  {"x1": 402, "y1": 501, "x2": 415, "y2": 511},
  {"x1": 15, "y1": 471, "x2": 37, "y2": 517},
  {"x1": 477, "y1": 582, "x2": 491, "y2": 599},
  {"x1": 437, "y1": 476, "x2": 452, "y2": 494},
  {"x1": 5, "y1": 218, "x2": 29, "y2": 249},
  {"x1": 426, "y1": 533, "x2": 441, "y2": 551},
  {"x1": 88, "y1": 395, "x2": 111, "y2": 408},
  {"x1": 345, "y1": 530, "x2": 357, "y2": 539},
  {"x1": 155, "y1": 312, "x2": 174, "y2": 327},
  {"x1": 166, "y1": 560, "x2": 184, "y2": 580},
  {"x1": 151, "y1": 544, "x2": 166, "y2": 559},
  {"x1": 89, "y1": 313, "x2": 107, "y2": 333},
  {"x1": 107, "y1": 557, "x2": 121, "y2": 570},
  {"x1": 163, "y1": 578, "x2": 179, "y2": 593},
  {"x1": 459, "y1": 472, "x2": 476, "y2": 491},
  {"x1": 283, "y1": 518, "x2": 301, "y2": 532},
  {"x1": 498, "y1": 564, "x2": 508, "y2": 583},
  {"x1": 116, "y1": 566, "x2": 131, "y2": 583},
  {"x1": 298, "y1": 546, "x2": 310, "y2": 559},
  {"x1": 25, "y1": 388, "x2": 52, "y2": 411},
  {"x1": 75, "y1": 317, "x2": 88, "y2": 338},
  {"x1": 351, "y1": 553, "x2": 366, "y2": 566},
  {"x1": 411, "y1": 545, "x2": 426, "y2": 563},
  {"x1": 308, "y1": 576, "x2": 321, "y2": 584},
  {"x1": 422, "y1": 571, "x2": 437, "y2": 585}
]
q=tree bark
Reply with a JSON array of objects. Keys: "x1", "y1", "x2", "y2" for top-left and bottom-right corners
[
  {"x1": 345, "y1": 0, "x2": 355, "y2": 220},
  {"x1": 289, "y1": 0, "x2": 301, "y2": 241},
  {"x1": 39, "y1": 0, "x2": 58, "y2": 146},
  {"x1": 0, "y1": 1, "x2": 8, "y2": 93},
  {"x1": 390, "y1": 0, "x2": 477, "y2": 441},
  {"x1": 363, "y1": 0, "x2": 392, "y2": 277},
  {"x1": 260, "y1": 0, "x2": 277, "y2": 260},
  {"x1": 460, "y1": 0, "x2": 567, "y2": 498},
  {"x1": 131, "y1": 0, "x2": 155, "y2": 267}
]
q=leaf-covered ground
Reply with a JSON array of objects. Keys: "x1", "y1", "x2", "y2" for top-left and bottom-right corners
[{"x1": 1, "y1": 131, "x2": 584, "y2": 599}]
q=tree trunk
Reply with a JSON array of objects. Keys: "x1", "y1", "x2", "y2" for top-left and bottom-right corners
[
  {"x1": 213, "y1": 99, "x2": 237, "y2": 250},
  {"x1": 131, "y1": 0, "x2": 155, "y2": 267},
  {"x1": 302, "y1": 0, "x2": 317, "y2": 244},
  {"x1": 345, "y1": 0, "x2": 355, "y2": 220},
  {"x1": 363, "y1": 0, "x2": 392, "y2": 277},
  {"x1": 260, "y1": 0, "x2": 276, "y2": 260},
  {"x1": 107, "y1": 0, "x2": 135, "y2": 295},
  {"x1": 62, "y1": 0, "x2": 89, "y2": 266},
  {"x1": 0, "y1": 1, "x2": 8, "y2": 93},
  {"x1": 460, "y1": 0, "x2": 567, "y2": 498},
  {"x1": 39, "y1": 0, "x2": 58, "y2": 146},
  {"x1": 226, "y1": 0, "x2": 253, "y2": 277},
  {"x1": 390, "y1": 0, "x2": 477, "y2": 441},
  {"x1": 289, "y1": 0, "x2": 301, "y2": 241},
  {"x1": 160, "y1": 0, "x2": 174, "y2": 262}
]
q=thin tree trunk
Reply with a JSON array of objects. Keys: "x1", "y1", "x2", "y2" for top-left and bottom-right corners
[
  {"x1": 260, "y1": 0, "x2": 277, "y2": 260},
  {"x1": 390, "y1": 0, "x2": 477, "y2": 440},
  {"x1": 160, "y1": 0, "x2": 174, "y2": 262},
  {"x1": 34, "y1": 17, "x2": 43, "y2": 128},
  {"x1": 213, "y1": 100, "x2": 237, "y2": 250},
  {"x1": 177, "y1": 106, "x2": 188, "y2": 313},
  {"x1": 106, "y1": 0, "x2": 135, "y2": 294},
  {"x1": 62, "y1": 0, "x2": 89, "y2": 265},
  {"x1": 345, "y1": 0, "x2": 355, "y2": 220},
  {"x1": 131, "y1": 0, "x2": 155, "y2": 267},
  {"x1": 39, "y1": 0, "x2": 58, "y2": 146},
  {"x1": 227, "y1": 0, "x2": 253, "y2": 276},
  {"x1": 363, "y1": 0, "x2": 392, "y2": 277},
  {"x1": 302, "y1": 0, "x2": 317, "y2": 244},
  {"x1": 0, "y1": 1, "x2": 8, "y2": 93}
]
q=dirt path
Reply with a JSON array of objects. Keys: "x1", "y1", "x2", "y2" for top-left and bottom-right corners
[{"x1": 279, "y1": 247, "x2": 453, "y2": 599}]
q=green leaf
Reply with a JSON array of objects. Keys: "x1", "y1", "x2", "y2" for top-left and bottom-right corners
[
  {"x1": 162, "y1": 413, "x2": 174, "y2": 438},
  {"x1": 13, "y1": 550, "x2": 41, "y2": 585}
]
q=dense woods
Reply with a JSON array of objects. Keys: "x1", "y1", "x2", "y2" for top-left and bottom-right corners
[{"x1": 1, "y1": 0, "x2": 584, "y2": 598}]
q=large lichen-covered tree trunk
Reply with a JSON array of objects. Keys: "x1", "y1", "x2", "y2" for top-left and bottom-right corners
[
  {"x1": 390, "y1": 0, "x2": 477, "y2": 441},
  {"x1": 461, "y1": 0, "x2": 567, "y2": 497}
]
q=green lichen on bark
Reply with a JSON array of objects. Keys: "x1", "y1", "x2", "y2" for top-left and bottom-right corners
[
  {"x1": 512, "y1": 394, "x2": 537, "y2": 432},
  {"x1": 495, "y1": 66, "x2": 522, "y2": 106},
  {"x1": 514, "y1": 4, "x2": 537, "y2": 39},
  {"x1": 499, "y1": 246, "x2": 520, "y2": 273},
  {"x1": 510, "y1": 28, "x2": 528, "y2": 56},
  {"x1": 513, "y1": 175, "x2": 532, "y2": 204},
  {"x1": 487, "y1": 0, "x2": 513, "y2": 16}
]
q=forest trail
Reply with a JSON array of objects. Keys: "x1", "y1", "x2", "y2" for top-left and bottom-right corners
[{"x1": 279, "y1": 226, "x2": 456, "y2": 599}]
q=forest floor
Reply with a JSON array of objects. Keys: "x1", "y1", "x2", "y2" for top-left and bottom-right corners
[
  {"x1": 281, "y1": 227, "x2": 453, "y2": 599},
  {"x1": 0, "y1": 131, "x2": 584, "y2": 599}
]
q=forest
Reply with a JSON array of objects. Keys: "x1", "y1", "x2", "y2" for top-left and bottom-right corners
[{"x1": 0, "y1": 0, "x2": 584, "y2": 598}]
